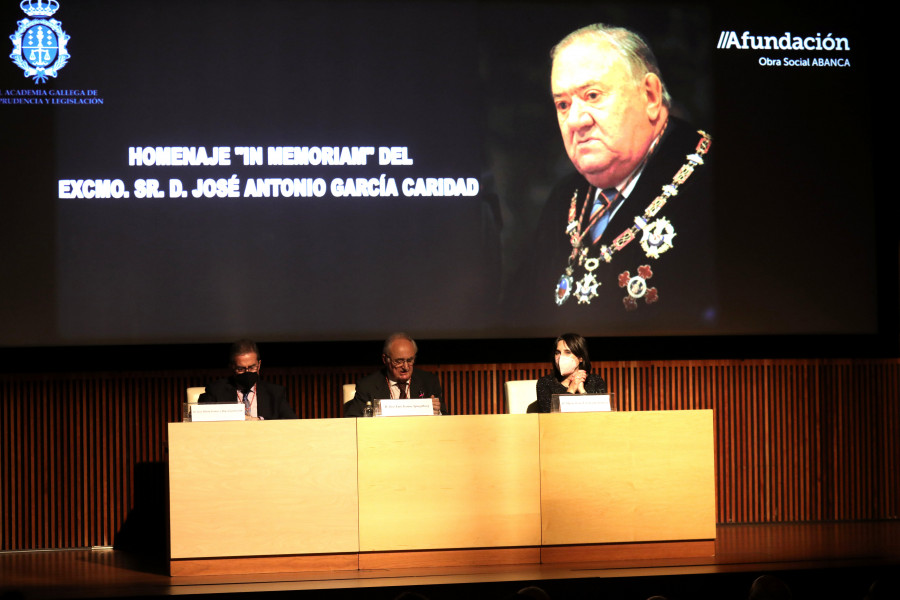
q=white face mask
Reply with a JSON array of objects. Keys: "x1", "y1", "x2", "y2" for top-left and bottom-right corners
[{"x1": 557, "y1": 354, "x2": 579, "y2": 377}]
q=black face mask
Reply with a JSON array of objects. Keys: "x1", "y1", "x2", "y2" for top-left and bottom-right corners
[{"x1": 232, "y1": 371, "x2": 259, "y2": 392}]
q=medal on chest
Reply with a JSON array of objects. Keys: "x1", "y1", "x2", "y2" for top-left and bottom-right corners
[{"x1": 553, "y1": 130, "x2": 711, "y2": 309}]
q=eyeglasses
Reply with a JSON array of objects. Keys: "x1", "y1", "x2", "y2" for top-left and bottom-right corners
[
  {"x1": 386, "y1": 356, "x2": 415, "y2": 367},
  {"x1": 232, "y1": 363, "x2": 260, "y2": 374}
]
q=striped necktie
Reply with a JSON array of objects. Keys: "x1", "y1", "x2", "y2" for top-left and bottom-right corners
[{"x1": 590, "y1": 187, "x2": 622, "y2": 243}]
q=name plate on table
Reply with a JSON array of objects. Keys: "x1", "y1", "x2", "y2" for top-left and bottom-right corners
[
  {"x1": 189, "y1": 403, "x2": 245, "y2": 422},
  {"x1": 377, "y1": 398, "x2": 434, "y2": 416},
  {"x1": 551, "y1": 394, "x2": 615, "y2": 413}
]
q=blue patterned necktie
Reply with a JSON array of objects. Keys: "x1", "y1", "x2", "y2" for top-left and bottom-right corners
[
  {"x1": 242, "y1": 390, "x2": 251, "y2": 415},
  {"x1": 590, "y1": 188, "x2": 622, "y2": 244}
]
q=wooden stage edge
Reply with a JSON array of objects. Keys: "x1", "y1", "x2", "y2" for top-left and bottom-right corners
[
  {"x1": 170, "y1": 541, "x2": 716, "y2": 576},
  {"x1": 541, "y1": 540, "x2": 715, "y2": 563},
  {"x1": 170, "y1": 552, "x2": 359, "y2": 577},
  {"x1": 3, "y1": 523, "x2": 899, "y2": 600}
]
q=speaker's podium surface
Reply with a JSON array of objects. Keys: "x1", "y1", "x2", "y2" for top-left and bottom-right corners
[{"x1": 167, "y1": 411, "x2": 715, "y2": 575}]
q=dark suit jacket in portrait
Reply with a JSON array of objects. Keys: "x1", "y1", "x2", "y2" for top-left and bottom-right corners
[
  {"x1": 507, "y1": 117, "x2": 715, "y2": 333},
  {"x1": 344, "y1": 368, "x2": 448, "y2": 417},
  {"x1": 199, "y1": 378, "x2": 298, "y2": 420}
]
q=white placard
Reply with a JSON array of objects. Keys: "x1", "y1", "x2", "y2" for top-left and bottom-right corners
[
  {"x1": 557, "y1": 394, "x2": 613, "y2": 413},
  {"x1": 377, "y1": 398, "x2": 434, "y2": 416},
  {"x1": 189, "y1": 403, "x2": 246, "y2": 422}
]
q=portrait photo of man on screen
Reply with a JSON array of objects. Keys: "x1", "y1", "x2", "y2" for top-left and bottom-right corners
[{"x1": 504, "y1": 20, "x2": 716, "y2": 334}]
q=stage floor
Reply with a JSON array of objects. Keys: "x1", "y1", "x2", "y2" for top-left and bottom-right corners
[{"x1": 2, "y1": 522, "x2": 898, "y2": 599}]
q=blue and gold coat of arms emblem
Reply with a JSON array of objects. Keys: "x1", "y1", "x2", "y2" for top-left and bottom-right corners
[{"x1": 9, "y1": 0, "x2": 70, "y2": 83}]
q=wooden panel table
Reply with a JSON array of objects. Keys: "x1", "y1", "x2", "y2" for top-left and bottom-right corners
[
  {"x1": 356, "y1": 414, "x2": 542, "y2": 568},
  {"x1": 167, "y1": 419, "x2": 360, "y2": 575},
  {"x1": 167, "y1": 411, "x2": 715, "y2": 574},
  {"x1": 539, "y1": 410, "x2": 716, "y2": 562}
]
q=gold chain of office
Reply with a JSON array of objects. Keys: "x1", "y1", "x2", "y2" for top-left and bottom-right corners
[{"x1": 555, "y1": 129, "x2": 711, "y2": 306}]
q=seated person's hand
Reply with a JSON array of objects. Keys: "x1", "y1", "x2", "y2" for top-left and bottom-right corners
[{"x1": 567, "y1": 369, "x2": 588, "y2": 394}]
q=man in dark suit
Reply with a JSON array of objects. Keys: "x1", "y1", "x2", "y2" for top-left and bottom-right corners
[
  {"x1": 199, "y1": 339, "x2": 297, "y2": 420},
  {"x1": 509, "y1": 23, "x2": 714, "y2": 331},
  {"x1": 344, "y1": 333, "x2": 447, "y2": 417}
]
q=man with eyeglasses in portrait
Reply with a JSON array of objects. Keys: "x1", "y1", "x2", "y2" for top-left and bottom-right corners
[
  {"x1": 344, "y1": 332, "x2": 447, "y2": 417},
  {"x1": 198, "y1": 339, "x2": 297, "y2": 420}
]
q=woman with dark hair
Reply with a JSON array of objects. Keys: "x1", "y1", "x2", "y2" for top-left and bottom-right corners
[{"x1": 535, "y1": 333, "x2": 607, "y2": 413}]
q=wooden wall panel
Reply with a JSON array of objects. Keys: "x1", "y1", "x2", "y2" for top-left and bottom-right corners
[{"x1": 2, "y1": 359, "x2": 899, "y2": 551}]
